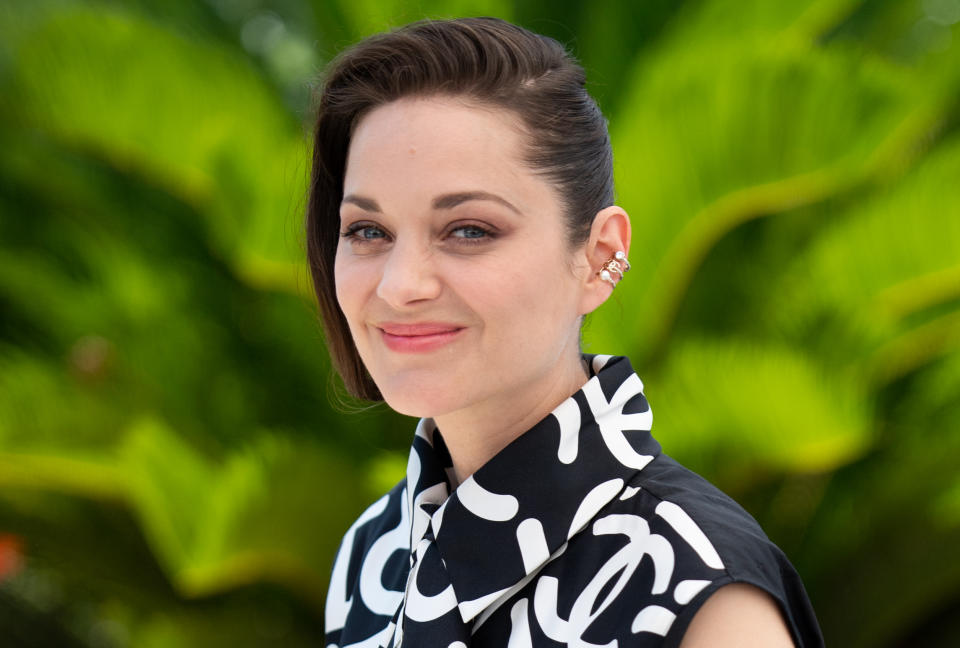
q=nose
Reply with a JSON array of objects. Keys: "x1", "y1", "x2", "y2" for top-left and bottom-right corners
[{"x1": 375, "y1": 239, "x2": 443, "y2": 308}]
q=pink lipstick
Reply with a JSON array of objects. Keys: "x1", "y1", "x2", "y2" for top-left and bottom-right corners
[{"x1": 378, "y1": 322, "x2": 465, "y2": 353}]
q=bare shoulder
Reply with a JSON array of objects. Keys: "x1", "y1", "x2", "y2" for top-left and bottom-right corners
[{"x1": 679, "y1": 583, "x2": 796, "y2": 648}]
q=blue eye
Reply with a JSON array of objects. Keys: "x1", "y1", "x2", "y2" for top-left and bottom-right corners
[
  {"x1": 359, "y1": 227, "x2": 386, "y2": 239},
  {"x1": 451, "y1": 225, "x2": 490, "y2": 240},
  {"x1": 343, "y1": 224, "x2": 388, "y2": 241}
]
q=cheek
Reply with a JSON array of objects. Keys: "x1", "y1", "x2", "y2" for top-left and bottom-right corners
[
  {"x1": 333, "y1": 255, "x2": 369, "y2": 323},
  {"x1": 462, "y1": 258, "x2": 578, "y2": 331},
  {"x1": 333, "y1": 255, "x2": 349, "y2": 313}
]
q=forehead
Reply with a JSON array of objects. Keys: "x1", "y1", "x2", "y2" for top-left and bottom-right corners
[
  {"x1": 350, "y1": 95, "x2": 525, "y2": 156},
  {"x1": 343, "y1": 96, "x2": 544, "y2": 204}
]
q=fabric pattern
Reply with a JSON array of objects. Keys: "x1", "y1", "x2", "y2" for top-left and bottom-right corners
[{"x1": 324, "y1": 355, "x2": 824, "y2": 647}]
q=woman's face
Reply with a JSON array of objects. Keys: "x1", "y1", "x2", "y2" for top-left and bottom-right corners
[{"x1": 335, "y1": 96, "x2": 590, "y2": 418}]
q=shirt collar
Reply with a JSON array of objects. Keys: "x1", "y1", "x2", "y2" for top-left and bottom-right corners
[{"x1": 403, "y1": 354, "x2": 661, "y2": 623}]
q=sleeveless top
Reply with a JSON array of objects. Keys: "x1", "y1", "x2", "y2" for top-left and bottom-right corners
[{"x1": 324, "y1": 354, "x2": 824, "y2": 647}]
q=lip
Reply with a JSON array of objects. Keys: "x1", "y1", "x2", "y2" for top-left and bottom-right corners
[{"x1": 377, "y1": 322, "x2": 465, "y2": 353}]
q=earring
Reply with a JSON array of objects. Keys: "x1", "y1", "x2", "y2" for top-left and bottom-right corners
[{"x1": 598, "y1": 251, "x2": 630, "y2": 288}]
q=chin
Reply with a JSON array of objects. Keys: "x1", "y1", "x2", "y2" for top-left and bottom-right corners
[
  {"x1": 374, "y1": 374, "x2": 464, "y2": 419},
  {"x1": 381, "y1": 394, "x2": 453, "y2": 419}
]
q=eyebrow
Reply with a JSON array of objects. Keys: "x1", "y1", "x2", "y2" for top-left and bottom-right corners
[
  {"x1": 341, "y1": 194, "x2": 381, "y2": 212},
  {"x1": 340, "y1": 191, "x2": 522, "y2": 215},
  {"x1": 432, "y1": 191, "x2": 522, "y2": 215}
]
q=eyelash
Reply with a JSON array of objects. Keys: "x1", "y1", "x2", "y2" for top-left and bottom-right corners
[
  {"x1": 341, "y1": 223, "x2": 388, "y2": 242},
  {"x1": 340, "y1": 222, "x2": 496, "y2": 246}
]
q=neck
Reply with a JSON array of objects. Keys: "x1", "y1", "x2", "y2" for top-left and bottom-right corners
[{"x1": 433, "y1": 351, "x2": 589, "y2": 487}]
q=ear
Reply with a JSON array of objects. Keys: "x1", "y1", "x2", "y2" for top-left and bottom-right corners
[{"x1": 577, "y1": 205, "x2": 632, "y2": 316}]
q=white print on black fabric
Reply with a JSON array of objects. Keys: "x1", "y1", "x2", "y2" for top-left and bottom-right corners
[
  {"x1": 516, "y1": 519, "x2": 550, "y2": 574},
  {"x1": 508, "y1": 599, "x2": 534, "y2": 648},
  {"x1": 529, "y1": 513, "x2": 679, "y2": 645},
  {"x1": 551, "y1": 370, "x2": 654, "y2": 472},
  {"x1": 326, "y1": 493, "x2": 391, "y2": 632},
  {"x1": 330, "y1": 623, "x2": 393, "y2": 648},
  {"x1": 471, "y1": 543, "x2": 571, "y2": 632},
  {"x1": 324, "y1": 355, "x2": 819, "y2": 648},
  {"x1": 655, "y1": 502, "x2": 724, "y2": 570},
  {"x1": 566, "y1": 478, "x2": 624, "y2": 539},
  {"x1": 404, "y1": 538, "x2": 458, "y2": 622},
  {"x1": 619, "y1": 486, "x2": 641, "y2": 501},
  {"x1": 581, "y1": 374, "x2": 655, "y2": 471},
  {"x1": 360, "y1": 488, "x2": 411, "y2": 616},
  {"x1": 458, "y1": 476, "x2": 519, "y2": 521},
  {"x1": 408, "y1": 419, "x2": 451, "y2": 548},
  {"x1": 552, "y1": 397, "x2": 581, "y2": 464},
  {"x1": 458, "y1": 586, "x2": 513, "y2": 627},
  {"x1": 673, "y1": 580, "x2": 711, "y2": 605}
]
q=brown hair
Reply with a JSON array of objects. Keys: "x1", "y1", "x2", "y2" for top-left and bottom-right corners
[{"x1": 306, "y1": 17, "x2": 614, "y2": 400}]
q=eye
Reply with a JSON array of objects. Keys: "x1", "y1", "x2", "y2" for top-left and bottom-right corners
[
  {"x1": 342, "y1": 223, "x2": 389, "y2": 243},
  {"x1": 449, "y1": 224, "x2": 493, "y2": 241}
]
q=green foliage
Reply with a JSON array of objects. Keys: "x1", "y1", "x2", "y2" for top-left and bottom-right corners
[
  {"x1": 650, "y1": 338, "x2": 872, "y2": 482},
  {"x1": 3, "y1": 1, "x2": 308, "y2": 289},
  {"x1": 1, "y1": 0, "x2": 958, "y2": 646},
  {"x1": 123, "y1": 418, "x2": 357, "y2": 606}
]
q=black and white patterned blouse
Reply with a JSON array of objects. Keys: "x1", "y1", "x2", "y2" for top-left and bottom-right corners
[{"x1": 325, "y1": 354, "x2": 824, "y2": 647}]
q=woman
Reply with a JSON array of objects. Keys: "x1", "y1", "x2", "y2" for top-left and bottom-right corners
[{"x1": 308, "y1": 17, "x2": 823, "y2": 648}]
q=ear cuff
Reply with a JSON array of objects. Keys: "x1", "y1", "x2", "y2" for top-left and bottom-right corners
[{"x1": 597, "y1": 251, "x2": 630, "y2": 288}]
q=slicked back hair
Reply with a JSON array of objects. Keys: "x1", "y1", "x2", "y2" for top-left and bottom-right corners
[{"x1": 306, "y1": 17, "x2": 614, "y2": 400}]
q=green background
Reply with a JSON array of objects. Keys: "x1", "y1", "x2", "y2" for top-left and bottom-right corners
[{"x1": 1, "y1": 0, "x2": 959, "y2": 645}]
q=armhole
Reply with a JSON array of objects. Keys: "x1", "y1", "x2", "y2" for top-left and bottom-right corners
[{"x1": 662, "y1": 576, "x2": 802, "y2": 648}]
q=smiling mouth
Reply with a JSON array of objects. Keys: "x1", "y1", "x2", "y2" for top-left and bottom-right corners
[{"x1": 377, "y1": 323, "x2": 465, "y2": 353}]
